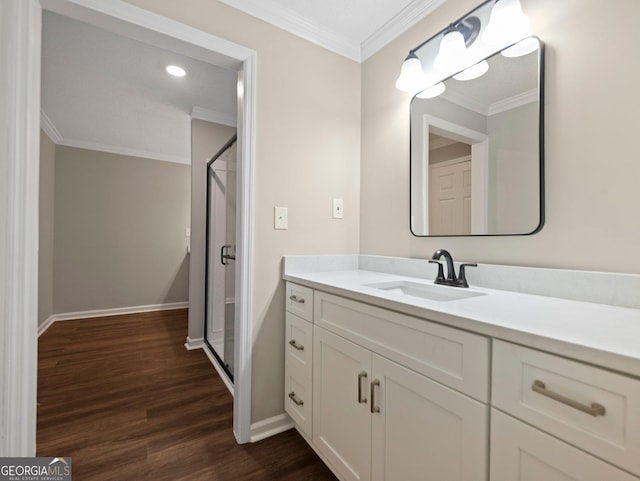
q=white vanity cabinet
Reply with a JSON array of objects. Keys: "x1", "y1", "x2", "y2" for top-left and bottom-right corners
[
  {"x1": 287, "y1": 284, "x2": 491, "y2": 481},
  {"x1": 491, "y1": 340, "x2": 640, "y2": 481},
  {"x1": 283, "y1": 256, "x2": 640, "y2": 481}
]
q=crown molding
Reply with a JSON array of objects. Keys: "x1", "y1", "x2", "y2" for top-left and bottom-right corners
[
  {"x1": 220, "y1": 0, "x2": 444, "y2": 62},
  {"x1": 57, "y1": 138, "x2": 191, "y2": 164},
  {"x1": 219, "y1": 0, "x2": 360, "y2": 61},
  {"x1": 40, "y1": 109, "x2": 61, "y2": 143},
  {"x1": 488, "y1": 88, "x2": 538, "y2": 116},
  {"x1": 361, "y1": 0, "x2": 446, "y2": 61},
  {"x1": 191, "y1": 106, "x2": 237, "y2": 127}
]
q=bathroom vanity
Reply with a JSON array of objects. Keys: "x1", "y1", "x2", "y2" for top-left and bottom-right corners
[{"x1": 283, "y1": 255, "x2": 640, "y2": 481}]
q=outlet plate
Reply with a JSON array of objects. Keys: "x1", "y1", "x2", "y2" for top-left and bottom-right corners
[
  {"x1": 332, "y1": 198, "x2": 344, "y2": 219},
  {"x1": 274, "y1": 206, "x2": 288, "y2": 229}
]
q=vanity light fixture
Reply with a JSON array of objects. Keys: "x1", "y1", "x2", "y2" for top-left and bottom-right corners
[
  {"x1": 482, "y1": 0, "x2": 531, "y2": 46},
  {"x1": 395, "y1": 51, "x2": 428, "y2": 93},
  {"x1": 166, "y1": 65, "x2": 186, "y2": 77},
  {"x1": 396, "y1": 16, "x2": 481, "y2": 93},
  {"x1": 416, "y1": 82, "x2": 445, "y2": 99},
  {"x1": 433, "y1": 28, "x2": 468, "y2": 72},
  {"x1": 453, "y1": 60, "x2": 489, "y2": 81}
]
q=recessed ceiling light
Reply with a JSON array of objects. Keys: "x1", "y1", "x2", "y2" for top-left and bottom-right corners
[{"x1": 166, "y1": 65, "x2": 186, "y2": 77}]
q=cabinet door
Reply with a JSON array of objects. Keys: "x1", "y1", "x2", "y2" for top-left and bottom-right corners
[
  {"x1": 371, "y1": 354, "x2": 488, "y2": 481},
  {"x1": 313, "y1": 326, "x2": 372, "y2": 481},
  {"x1": 490, "y1": 410, "x2": 638, "y2": 481}
]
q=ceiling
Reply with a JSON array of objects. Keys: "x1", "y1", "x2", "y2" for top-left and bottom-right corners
[
  {"x1": 41, "y1": 1, "x2": 446, "y2": 164},
  {"x1": 41, "y1": 11, "x2": 238, "y2": 164},
  {"x1": 220, "y1": 0, "x2": 445, "y2": 61}
]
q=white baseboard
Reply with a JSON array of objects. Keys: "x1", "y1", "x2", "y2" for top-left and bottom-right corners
[
  {"x1": 250, "y1": 413, "x2": 294, "y2": 443},
  {"x1": 37, "y1": 302, "x2": 189, "y2": 336},
  {"x1": 37, "y1": 315, "x2": 56, "y2": 337},
  {"x1": 202, "y1": 345, "x2": 235, "y2": 397},
  {"x1": 184, "y1": 336, "x2": 204, "y2": 350}
]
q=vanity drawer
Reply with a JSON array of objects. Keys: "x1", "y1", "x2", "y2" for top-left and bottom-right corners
[
  {"x1": 314, "y1": 291, "x2": 490, "y2": 402},
  {"x1": 492, "y1": 340, "x2": 640, "y2": 476},
  {"x1": 285, "y1": 373, "x2": 312, "y2": 437},
  {"x1": 285, "y1": 312, "x2": 313, "y2": 380},
  {"x1": 490, "y1": 409, "x2": 638, "y2": 481},
  {"x1": 285, "y1": 311, "x2": 313, "y2": 437},
  {"x1": 286, "y1": 282, "x2": 314, "y2": 321}
]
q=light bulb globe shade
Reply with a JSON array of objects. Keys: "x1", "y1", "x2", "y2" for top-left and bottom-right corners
[
  {"x1": 416, "y1": 82, "x2": 446, "y2": 99},
  {"x1": 395, "y1": 53, "x2": 428, "y2": 92},
  {"x1": 482, "y1": 0, "x2": 531, "y2": 46},
  {"x1": 453, "y1": 60, "x2": 489, "y2": 81},
  {"x1": 501, "y1": 37, "x2": 539, "y2": 57},
  {"x1": 433, "y1": 30, "x2": 468, "y2": 73},
  {"x1": 166, "y1": 65, "x2": 186, "y2": 77}
]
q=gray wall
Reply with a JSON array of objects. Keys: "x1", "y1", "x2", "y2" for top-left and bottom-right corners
[
  {"x1": 487, "y1": 102, "x2": 539, "y2": 233},
  {"x1": 53, "y1": 146, "x2": 190, "y2": 313},
  {"x1": 38, "y1": 130, "x2": 56, "y2": 326},
  {"x1": 189, "y1": 119, "x2": 237, "y2": 341}
]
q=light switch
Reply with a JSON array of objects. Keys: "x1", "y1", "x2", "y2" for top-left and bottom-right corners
[
  {"x1": 274, "y1": 206, "x2": 288, "y2": 230},
  {"x1": 332, "y1": 198, "x2": 344, "y2": 219}
]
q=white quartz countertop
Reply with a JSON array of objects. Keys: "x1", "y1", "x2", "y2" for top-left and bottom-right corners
[{"x1": 284, "y1": 267, "x2": 640, "y2": 377}]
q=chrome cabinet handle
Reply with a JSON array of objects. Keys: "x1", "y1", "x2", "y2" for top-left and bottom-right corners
[
  {"x1": 288, "y1": 392, "x2": 304, "y2": 406},
  {"x1": 358, "y1": 371, "x2": 368, "y2": 404},
  {"x1": 288, "y1": 339, "x2": 304, "y2": 351},
  {"x1": 289, "y1": 295, "x2": 305, "y2": 304},
  {"x1": 370, "y1": 379, "x2": 380, "y2": 414},
  {"x1": 532, "y1": 380, "x2": 606, "y2": 417}
]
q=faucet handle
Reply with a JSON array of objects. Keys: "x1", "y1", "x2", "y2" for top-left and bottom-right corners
[
  {"x1": 428, "y1": 259, "x2": 445, "y2": 284},
  {"x1": 457, "y1": 263, "x2": 478, "y2": 288}
]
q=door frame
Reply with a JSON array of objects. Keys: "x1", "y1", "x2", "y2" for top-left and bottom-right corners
[
  {"x1": 0, "y1": 0, "x2": 256, "y2": 453},
  {"x1": 420, "y1": 115, "x2": 488, "y2": 235}
]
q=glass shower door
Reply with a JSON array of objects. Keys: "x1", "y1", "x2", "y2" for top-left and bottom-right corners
[{"x1": 205, "y1": 136, "x2": 237, "y2": 381}]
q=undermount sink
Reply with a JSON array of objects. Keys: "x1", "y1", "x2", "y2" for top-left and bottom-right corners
[{"x1": 365, "y1": 280, "x2": 487, "y2": 302}]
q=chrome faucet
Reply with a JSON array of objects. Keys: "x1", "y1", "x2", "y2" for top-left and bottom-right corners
[{"x1": 429, "y1": 249, "x2": 477, "y2": 288}]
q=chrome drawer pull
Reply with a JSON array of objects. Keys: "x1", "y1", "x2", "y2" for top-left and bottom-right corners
[
  {"x1": 288, "y1": 339, "x2": 304, "y2": 351},
  {"x1": 358, "y1": 371, "x2": 368, "y2": 404},
  {"x1": 288, "y1": 392, "x2": 304, "y2": 406},
  {"x1": 370, "y1": 379, "x2": 380, "y2": 414},
  {"x1": 532, "y1": 380, "x2": 606, "y2": 417},
  {"x1": 289, "y1": 295, "x2": 305, "y2": 304}
]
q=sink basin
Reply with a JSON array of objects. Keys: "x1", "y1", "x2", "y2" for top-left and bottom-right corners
[{"x1": 365, "y1": 280, "x2": 487, "y2": 302}]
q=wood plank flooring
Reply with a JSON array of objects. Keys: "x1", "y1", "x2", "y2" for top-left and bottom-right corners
[{"x1": 37, "y1": 309, "x2": 337, "y2": 481}]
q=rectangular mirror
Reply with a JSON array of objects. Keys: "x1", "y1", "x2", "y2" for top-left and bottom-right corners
[{"x1": 410, "y1": 37, "x2": 544, "y2": 236}]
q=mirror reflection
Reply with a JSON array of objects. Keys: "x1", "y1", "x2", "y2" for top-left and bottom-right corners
[{"x1": 410, "y1": 37, "x2": 543, "y2": 236}]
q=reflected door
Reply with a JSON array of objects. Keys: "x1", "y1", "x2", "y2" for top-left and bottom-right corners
[
  {"x1": 429, "y1": 158, "x2": 471, "y2": 235},
  {"x1": 205, "y1": 138, "x2": 237, "y2": 381}
]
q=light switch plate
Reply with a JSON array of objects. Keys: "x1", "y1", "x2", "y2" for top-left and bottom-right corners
[
  {"x1": 185, "y1": 227, "x2": 191, "y2": 237},
  {"x1": 274, "y1": 206, "x2": 288, "y2": 229},
  {"x1": 332, "y1": 198, "x2": 344, "y2": 219}
]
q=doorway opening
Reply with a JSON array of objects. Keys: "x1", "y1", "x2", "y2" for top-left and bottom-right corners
[{"x1": 1, "y1": 0, "x2": 256, "y2": 452}]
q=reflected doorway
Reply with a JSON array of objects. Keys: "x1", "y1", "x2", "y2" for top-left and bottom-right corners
[
  {"x1": 428, "y1": 134, "x2": 472, "y2": 235},
  {"x1": 205, "y1": 134, "x2": 237, "y2": 382}
]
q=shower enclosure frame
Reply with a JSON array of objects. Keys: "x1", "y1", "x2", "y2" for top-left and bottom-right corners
[{"x1": 204, "y1": 133, "x2": 238, "y2": 383}]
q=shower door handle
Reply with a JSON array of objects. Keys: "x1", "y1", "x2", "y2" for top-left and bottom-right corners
[{"x1": 221, "y1": 245, "x2": 236, "y2": 265}]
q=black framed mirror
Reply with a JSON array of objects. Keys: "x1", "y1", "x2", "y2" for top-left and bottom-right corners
[{"x1": 410, "y1": 37, "x2": 544, "y2": 236}]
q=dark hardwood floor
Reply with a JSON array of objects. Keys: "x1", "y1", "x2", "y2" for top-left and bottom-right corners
[{"x1": 37, "y1": 309, "x2": 337, "y2": 481}]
